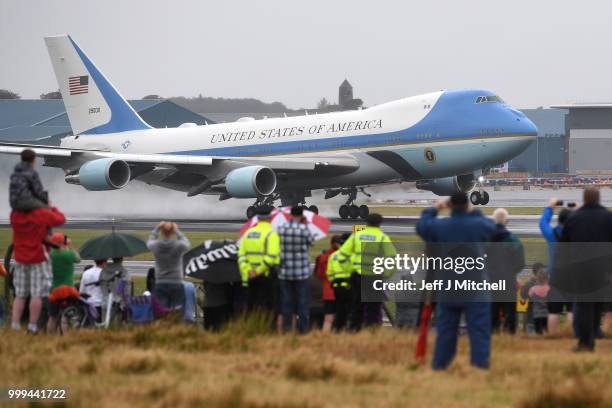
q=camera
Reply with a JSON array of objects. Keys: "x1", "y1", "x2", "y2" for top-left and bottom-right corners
[{"x1": 555, "y1": 200, "x2": 576, "y2": 208}]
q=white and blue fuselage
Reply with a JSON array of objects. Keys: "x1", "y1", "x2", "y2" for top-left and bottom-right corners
[
  {"x1": 2, "y1": 35, "x2": 537, "y2": 209},
  {"x1": 59, "y1": 88, "x2": 536, "y2": 192}
]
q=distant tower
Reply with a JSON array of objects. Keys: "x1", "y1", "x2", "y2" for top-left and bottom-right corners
[{"x1": 339, "y1": 79, "x2": 353, "y2": 108}]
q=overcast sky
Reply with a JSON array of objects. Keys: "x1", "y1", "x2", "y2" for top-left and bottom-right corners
[{"x1": 1, "y1": 0, "x2": 611, "y2": 109}]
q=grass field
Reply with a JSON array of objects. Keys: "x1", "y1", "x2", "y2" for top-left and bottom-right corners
[
  {"x1": 368, "y1": 206, "x2": 547, "y2": 216},
  {"x1": 2, "y1": 323, "x2": 612, "y2": 408},
  {"x1": 1, "y1": 211, "x2": 609, "y2": 407}
]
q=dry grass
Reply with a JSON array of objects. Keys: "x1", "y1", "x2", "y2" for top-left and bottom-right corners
[{"x1": 2, "y1": 322, "x2": 612, "y2": 408}]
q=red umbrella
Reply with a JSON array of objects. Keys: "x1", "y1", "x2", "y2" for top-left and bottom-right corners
[{"x1": 239, "y1": 207, "x2": 331, "y2": 240}]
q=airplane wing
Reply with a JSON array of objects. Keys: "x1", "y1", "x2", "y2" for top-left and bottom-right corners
[{"x1": 0, "y1": 142, "x2": 359, "y2": 172}]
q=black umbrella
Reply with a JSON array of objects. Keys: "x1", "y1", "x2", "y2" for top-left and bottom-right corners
[
  {"x1": 79, "y1": 231, "x2": 148, "y2": 260},
  {"x1": 183, "y1": 240, "x2": 242, "y2": 283}
]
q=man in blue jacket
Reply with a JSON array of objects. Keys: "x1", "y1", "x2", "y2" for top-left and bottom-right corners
[
  {"x1": 417, "y1": 192, "x2": 496, "y2": 370},
  {"x1": 539, "y1": 197, "x2": 573, "y2": 334}
]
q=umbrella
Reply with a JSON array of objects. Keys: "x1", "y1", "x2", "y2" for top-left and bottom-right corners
[
  {"x1": 183, "y1": 240, "x2": 242, "y2": 283},
  {"x1": 79, "y1": 231, "x2": 148, "y2": 260},
  {"x1": 238, "y1": 207, "x2": 331, "y2": 241}
]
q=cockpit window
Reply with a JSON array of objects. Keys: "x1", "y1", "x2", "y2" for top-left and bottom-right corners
[{"x1": 476, "y1": 95, "x2": 504, "y2": 104}]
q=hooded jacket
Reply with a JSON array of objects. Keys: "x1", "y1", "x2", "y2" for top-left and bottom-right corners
[{"x1": 9, "y1": 162, "x2": 48, "y2": 209}]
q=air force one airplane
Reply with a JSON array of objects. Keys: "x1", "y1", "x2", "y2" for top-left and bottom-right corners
[{"x1": 0, "y1": 35, "x2": 537, "y2": 219}]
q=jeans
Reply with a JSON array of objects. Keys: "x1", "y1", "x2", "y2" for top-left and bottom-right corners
[
  {"x1": 155, "y1": 283, "x2": 185, "y2": 309},
  {"x1": 433, "y1": 302, "x2": 491, "y2": 370},
  {"x1": 279, "y1": 279, "x2": 310, "y2": 334},
  {"x1": 182, "y1": 282, "x2": 196, "y2": 323}
]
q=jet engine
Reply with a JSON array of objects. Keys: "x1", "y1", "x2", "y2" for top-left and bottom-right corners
[
  {"x1": 416, "y1": 174, "x2": 476, "y2": 196},
  {"x1": 65, "y1": 158, "x2": 131, "y2": 191},
  {"x1": 225, "y1": 166, "x2": 277, "y2": 198}
]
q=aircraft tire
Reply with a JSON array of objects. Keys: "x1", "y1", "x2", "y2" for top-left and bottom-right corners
[
  {"x1": 349, "y1": 205, "x2": 360, "y2": 219},
  {"x1": 339, "y1": 205, "x2": 350, "y2": 219},
  {"x1": 481, "y1": 191, "x2": 490, "y2": 205},
  {"x1": 358, "y1": 205, "x2": 369, "y2": 219},
  {"x1": 308, "y1": 205, "x2": 319, "y2": 214},
  {"x1": 469, "y1": 191, "x2": 481, "y2": 206}
]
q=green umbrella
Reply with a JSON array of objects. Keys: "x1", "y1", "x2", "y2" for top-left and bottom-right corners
[{"x1": 79, "y1": 230, "x2": 149, "y2": 260}]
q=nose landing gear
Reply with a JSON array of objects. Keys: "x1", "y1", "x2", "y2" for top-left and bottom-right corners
[{"x1": 469, "y1": 189, "x2": 490, "y2": 206}]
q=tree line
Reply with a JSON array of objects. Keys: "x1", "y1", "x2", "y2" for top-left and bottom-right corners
[{"x1": 1, "y1": 90, "x2": 359, "y2": 114}]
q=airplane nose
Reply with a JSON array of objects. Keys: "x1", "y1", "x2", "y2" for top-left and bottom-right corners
[
  {"x1": 521, "y1": 116, "x2": 538, "y2": 136},
  {"x1": 508, "y1": 107, "x2": 538, "y2": 136}
]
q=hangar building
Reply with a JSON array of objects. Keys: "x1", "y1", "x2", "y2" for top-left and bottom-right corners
[
  {"x1": 551, "y1": 103, "x2": 612, "y2": 174},
  {"x1": 508, "y1": 108, "x2": 568, "y2": 174},
  {"x1": 0, "y1": 99, "x2": 214, "y2": 146}
]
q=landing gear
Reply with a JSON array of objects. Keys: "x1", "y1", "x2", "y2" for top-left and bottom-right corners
[
  {"x1": 247, "y1": 192, "x2": 321, "y2": 218},
  {"x1": 339, "y1": 205, "x2": 349, "y2": 219},
  {"x1": 359, "y1": 204, "x2": 370, "y2": 219},
  {"x1": 481, "y1": 191, "x2": 490, "y2": 205},
  {"x1": 308, "y1": 205, "x2": 319, "y2": 214},
  {"x1": 336, "y1": 187, "x2": 370, "y2": 220},
  {"x1": 246, "y1": 194, "x2": 280, "y2": 218},
  {"x1": 339, "y1": 204, "x2": 369, "y2": 220},
  {"x1": 469, "y1": 190, "x2": 490, "y2": 206},
  {"x1": 469, "y1": 191, "x2": 481, "y2": 206},
  {"x1": 339, "y1": 205, "x2": 365, "y2": 219}
]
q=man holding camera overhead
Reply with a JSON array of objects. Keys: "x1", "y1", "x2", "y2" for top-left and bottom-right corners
[{"x1": 539, "y1": 197, "x2": 574, "y2": 334}]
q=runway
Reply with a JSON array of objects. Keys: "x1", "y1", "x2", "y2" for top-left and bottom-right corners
[
  {"x1": 0, "y1": 214, "x2": 543, "y2": 236},
  {"x1": 370, "y1": 187, "x2": 612, "y2": 208}
]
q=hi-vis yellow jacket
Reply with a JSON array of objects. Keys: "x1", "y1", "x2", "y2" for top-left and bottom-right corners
[
  {"x1": 238, "y1": 221, "x2": 280, "y2": 286},
  {"x1": 336, "y1": 226, "x2": 396, "y2": 276},
  {"x1": 326, "y1": 250, "x2": 351, "y2": 285}
]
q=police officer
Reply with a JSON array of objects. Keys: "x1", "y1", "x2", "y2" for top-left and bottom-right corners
[
  {"x1": 337, "y1": 213, "x2": 396, "y2": 330},
  {"x1": 238, "y1": 206, "x2": 280, "y2": 315},
  {"x1": 327, "y1": 233, "x2": 352, "y2": 331}
]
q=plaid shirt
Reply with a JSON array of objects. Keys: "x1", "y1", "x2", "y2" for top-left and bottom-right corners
[{"x1": 278, "y1": 220, "x2": 314, "y2": 280}]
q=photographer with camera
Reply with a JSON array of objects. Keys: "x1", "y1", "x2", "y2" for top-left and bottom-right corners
[{"x1": 539, "y1": 197, "x2": 574, "y2": 334}]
